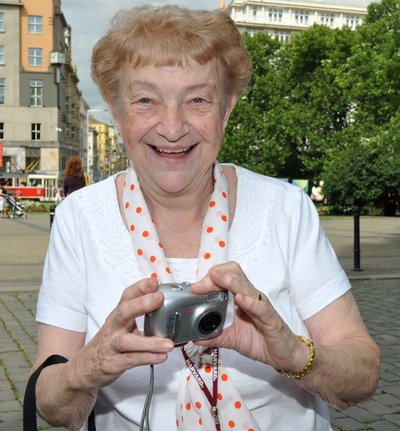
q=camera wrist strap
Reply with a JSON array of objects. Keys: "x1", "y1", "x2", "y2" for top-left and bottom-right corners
[{"x1": 181, "y1": 347, "x2": 221, "y2": 431}]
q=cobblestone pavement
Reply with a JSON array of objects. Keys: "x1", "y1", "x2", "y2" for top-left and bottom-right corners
[{"x1": 0, "y1": 213, "x2": 399, "y2": 430}]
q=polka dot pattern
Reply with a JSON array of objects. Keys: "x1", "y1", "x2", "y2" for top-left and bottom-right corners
[
  {"x1": 179, "y1": 362, "x2": 261, "y2": 431},
  {"x1": 122, "y1": 162, "x2": 260, "y2": 431},
  {"x1": 122, "y1": 163, "x2": 230, "y2": 282}
]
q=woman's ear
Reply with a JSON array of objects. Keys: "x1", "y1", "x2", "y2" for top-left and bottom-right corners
[
  {"x1": 108, "y1": 102, "x2": 122, "y2": 132},
  {"x1": 222, "y1": 95, "x2": 237, "y2": 130}
]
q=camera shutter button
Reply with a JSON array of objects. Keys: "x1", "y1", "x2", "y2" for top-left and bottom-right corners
[{"x1": 207, "y1": 292, "x2": 226, "y2": 302}]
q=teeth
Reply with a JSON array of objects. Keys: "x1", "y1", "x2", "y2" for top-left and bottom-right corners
[{"x1": 155, "y1": 146, "x2": 191, "y2": 154}]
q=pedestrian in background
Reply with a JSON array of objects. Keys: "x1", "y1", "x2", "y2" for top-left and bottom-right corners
[
  {"x1": 0, "y1": 184, "x2": 10, "y2": 218},
  {"x1": 63, "y1": 156, "x2": 86, "y2": 197}
]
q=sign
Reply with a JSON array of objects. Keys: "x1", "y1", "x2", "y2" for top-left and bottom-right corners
[
  {"x1": 5, "y1": 186, "x2": 45, "y2": 199},
  {"x1": 291, "y1": 179, "x2": 310, "y2": 194}
]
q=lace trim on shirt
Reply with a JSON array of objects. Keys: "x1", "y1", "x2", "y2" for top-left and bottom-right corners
[
  {"x1": 75, "y1": 167, "x2": 275, "y2": 275},
  {"x1": 166, "y1": 258, "x2": 198, "y2": 283}
]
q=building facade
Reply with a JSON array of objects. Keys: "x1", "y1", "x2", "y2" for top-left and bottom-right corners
[
  {"x1": 226, "y1": 0, "x2": 377, "y2": 42},
  {"x1": 0, "y1": 0, "x2": 83, "y2": 198},
  {"x1": 89, "y1": 118, "x2": 126, "y2": 182}
]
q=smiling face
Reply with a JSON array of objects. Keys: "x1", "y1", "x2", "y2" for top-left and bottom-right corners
[{"x1": 111, "y1": 59, "x2": 236, "y2": 198}]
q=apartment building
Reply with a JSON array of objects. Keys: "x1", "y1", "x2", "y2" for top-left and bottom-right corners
[
  {"x1": 225, "y1": 0, "x2": 377, "y2": 42},
  {"x1": 89, "y1": 118, "x2": 126, "y2": 182},
  {"x1": 0, "y1": 0, "x2": 82, "y2": 198}
]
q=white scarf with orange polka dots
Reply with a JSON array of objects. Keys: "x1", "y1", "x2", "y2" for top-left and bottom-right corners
[{"x1": 123, "y1": 162, "x2": 260, "y2": 431}]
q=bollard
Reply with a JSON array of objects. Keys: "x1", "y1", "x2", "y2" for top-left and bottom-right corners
[
  {"x1": 351, "y1": 203, "x2": 363, "y2": 272},
  {"x1": 49, "y1": 204, "x2": 56, "y2": 228}
]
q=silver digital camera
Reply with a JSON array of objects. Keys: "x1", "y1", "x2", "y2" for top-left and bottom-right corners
[{"x1": 144, "y1": 282, "x2": 228, "y2": 346}]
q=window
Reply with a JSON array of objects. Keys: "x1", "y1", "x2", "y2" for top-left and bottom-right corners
[
  {"x1": 276, "y1": 31, "x2": 290, "y2": 43},
  {"x1": 320, "y1": 12, "x2": 335, "y2": 26},
  {"x1": 0, "y1": 13, "x2": 4, "y2": 32},
  {"x1": 252, "y1": 7, "x2": 257, "y2": 17},
  {"x1": 28, "y1": 48, "x2": 43, "y2": 66},
  {"x1": 30, "y1": 79, "x2": 43, "y2": 107},
  {"x1": 28, "y1": 15, "x2": 42, "y2": 34},
  {"x1": 0, "y1": 46, "x2": 4, "y2": 65},
  {"x1": 64, "y1": 27, "x2": 70, "y2": 47},
  {"x1": 268, "y1": 8, "x2": 283, "y2": 23},
  {"x1": 346, "y1": 15, "x2": 361, "y2": 29},
  {"x1": 0, "y1": 78, "x2": 4, "y2": 104},
  {"x1": 0, "y1": 123, "x2": 4, "y2": 139},
  {"x1": 295, "y1": 10, "x2": 309, "y2": 25},
  {"x1": 31, "y1": 123, "x2": 41, "y2": 140}
]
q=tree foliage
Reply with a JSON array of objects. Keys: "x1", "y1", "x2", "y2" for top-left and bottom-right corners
[{"x1": 220, "y1": 0, "x2": 400, "y2": 214}]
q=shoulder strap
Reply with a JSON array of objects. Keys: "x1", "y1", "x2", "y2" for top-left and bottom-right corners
[{"x1": 23, "y1": 354, "x2": 96, "y2": 431}]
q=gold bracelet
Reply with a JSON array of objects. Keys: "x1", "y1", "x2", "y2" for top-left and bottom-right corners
[{"x1": 275, "y1": 335, "x2": 316, "y2": 380}]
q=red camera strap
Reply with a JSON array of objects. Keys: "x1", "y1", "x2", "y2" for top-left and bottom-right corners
[{"x1": 181, "y1": 346, "x2": 221, "y2": 431}]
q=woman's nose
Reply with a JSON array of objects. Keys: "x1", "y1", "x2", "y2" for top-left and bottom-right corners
[{"x1": 156, "y1": 104, "x2": 189, "y2": 142}]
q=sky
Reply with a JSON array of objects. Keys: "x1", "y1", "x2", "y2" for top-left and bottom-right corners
[{"x1": 61, "y1": 0, "x2": 227, "y2": 124}]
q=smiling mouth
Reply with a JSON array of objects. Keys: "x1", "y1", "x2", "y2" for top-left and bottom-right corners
[{"x1": 152, "y1": 145, "x2": 195, "y2": 154}]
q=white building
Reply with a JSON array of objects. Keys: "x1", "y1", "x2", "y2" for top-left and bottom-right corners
[{"x1": 225, "y1": 0, "x2": 379, "y2": 42}]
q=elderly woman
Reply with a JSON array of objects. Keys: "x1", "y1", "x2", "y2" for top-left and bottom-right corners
[{"x1": 28, "y1": 5, "x2": 380, "y2": 431}]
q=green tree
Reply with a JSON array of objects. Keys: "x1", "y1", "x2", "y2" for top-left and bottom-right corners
[
  {"x1": 221, "y1": 3, "x2": 400, "y2": 214},
  {"x1": 340, "y1": 0, "x2": 400, "y2": 127},
  {"x1": 323, "y1": 0, "x2": 400, "y2": 213},
  {"x1": 277, "y1": 25, "x2": 355, "y2": 179},
  {"x1": 220, "y1": 32, "x2": 289, "y2": 176},
  {"x1": 322, "y1": 116, "x2": 400, "y2": 215}
]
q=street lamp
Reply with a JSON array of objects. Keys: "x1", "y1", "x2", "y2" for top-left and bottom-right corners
[{"x1": 86, "y1": 108, "x2": 108, "y2": 183}]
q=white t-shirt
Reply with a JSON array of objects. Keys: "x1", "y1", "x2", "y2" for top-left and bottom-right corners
[{"x1": 37, "y1": 165, "x2": 350, "y2": 431}]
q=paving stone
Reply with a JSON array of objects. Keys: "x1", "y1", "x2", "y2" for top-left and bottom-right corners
[
  {"x1": 331, "y1": 417, "x2": 367, "y2": 430},
  {"x1": 386, "y1": 414, "x2": 400, "y2": 426},
  {"x1": 370, "y1": 420, "x2": 400, "y2": 431},
  {"x1": 344, "y1": 405, "x2": 381, "y2": 423},
  {"x1": 374, "y1": 393, "x2": 400, "y2": 407},
  {"x1": 0, "y1": 390, "x2": 15, "y2": 402},
  {"x1": 0, "y1": 413, "x2": 22, "y2": 431},
  {"x1": 330, "y1": 407, "x2": 348, "y2": 419},
  {"x1": 365, "y1": 402, "x2": 399, "y2": 415},
  {"x1": 384, "y1": 386, "x2": 400, "y2": 397},
  {"x1": 0, "y1": 400, "x2": 22, "y2": 412}
]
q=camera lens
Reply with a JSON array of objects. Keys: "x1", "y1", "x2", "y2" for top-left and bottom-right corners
[{"x1": 198, "y1": 312, "x2": 222, "y2": 335}]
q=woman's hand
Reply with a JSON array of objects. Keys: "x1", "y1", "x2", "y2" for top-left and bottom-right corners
[
  {"x1": 69, "y1": 278, "x2": 174, "y2": 390},
  {"x1": 192, "y1": 262, "x2": 308, "y2": 372}
]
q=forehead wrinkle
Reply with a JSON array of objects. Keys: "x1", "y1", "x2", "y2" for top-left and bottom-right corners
[{"x1": 126, "y1": 79, "x2": 217, "y2": 96}]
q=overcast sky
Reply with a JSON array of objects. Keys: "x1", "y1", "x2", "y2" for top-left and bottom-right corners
[{"x1": 62, "y1": 0, "x2": 226, "y2": 123}]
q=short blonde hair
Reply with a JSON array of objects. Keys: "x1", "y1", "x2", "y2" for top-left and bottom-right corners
[{"x1": 91, "y1": 5, "x2": 252, "y2": 107}]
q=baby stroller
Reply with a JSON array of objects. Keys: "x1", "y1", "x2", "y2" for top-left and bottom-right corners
[{"x1": 6, "y1": 195, "x2": 27, "y2": 218}]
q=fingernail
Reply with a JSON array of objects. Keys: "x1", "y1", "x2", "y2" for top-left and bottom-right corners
[{"x1": 162, "y1": 340, "x2": 174, "y2": 351}]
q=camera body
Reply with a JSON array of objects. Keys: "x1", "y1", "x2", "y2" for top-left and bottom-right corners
[{"x1": 144, "y1": 282, "x2": 228, "y2": 346}]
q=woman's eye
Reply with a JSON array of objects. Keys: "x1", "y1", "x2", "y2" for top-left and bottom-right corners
[
  {"x1": 192, "y1": 97, "x2": 206, "y2": 104},
  {"x1": 138, "y1": 97, "x2": 151, "y2": 104}
]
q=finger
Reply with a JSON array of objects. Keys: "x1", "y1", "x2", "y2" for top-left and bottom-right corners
[
  {"x1": 110, "y1": 334, "x2": 174, "y2": 371},
  {"x1": 209, "y1": 267, "x2": 254, "y2": 296},
  {"x1": 234, "y1": 293, "x2": 281, "y2": 330},
  {"x1": 109, "y1": 289, "x2": 164, "y2": 330},
  {"x1": 105, "y1": 351, "x2": 171, "y2": 374},
  {"x1": 118, "y1": 278, "x2": 159, "y2": 304},
  {"x1": 192, "y1": 262, "x2": 245, "y2": 294},
  {"x1": 114, "y1": 332, "x2": 174, "y2": 355}
]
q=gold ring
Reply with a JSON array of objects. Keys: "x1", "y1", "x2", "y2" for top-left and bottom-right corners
[{"x1": 256, "y1": 292, "x2": 263, "y2": 301}]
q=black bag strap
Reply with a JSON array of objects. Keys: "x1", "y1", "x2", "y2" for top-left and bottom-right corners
[{"x1": 23, "y1": 354, "x2": 96, "y2": 431}]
